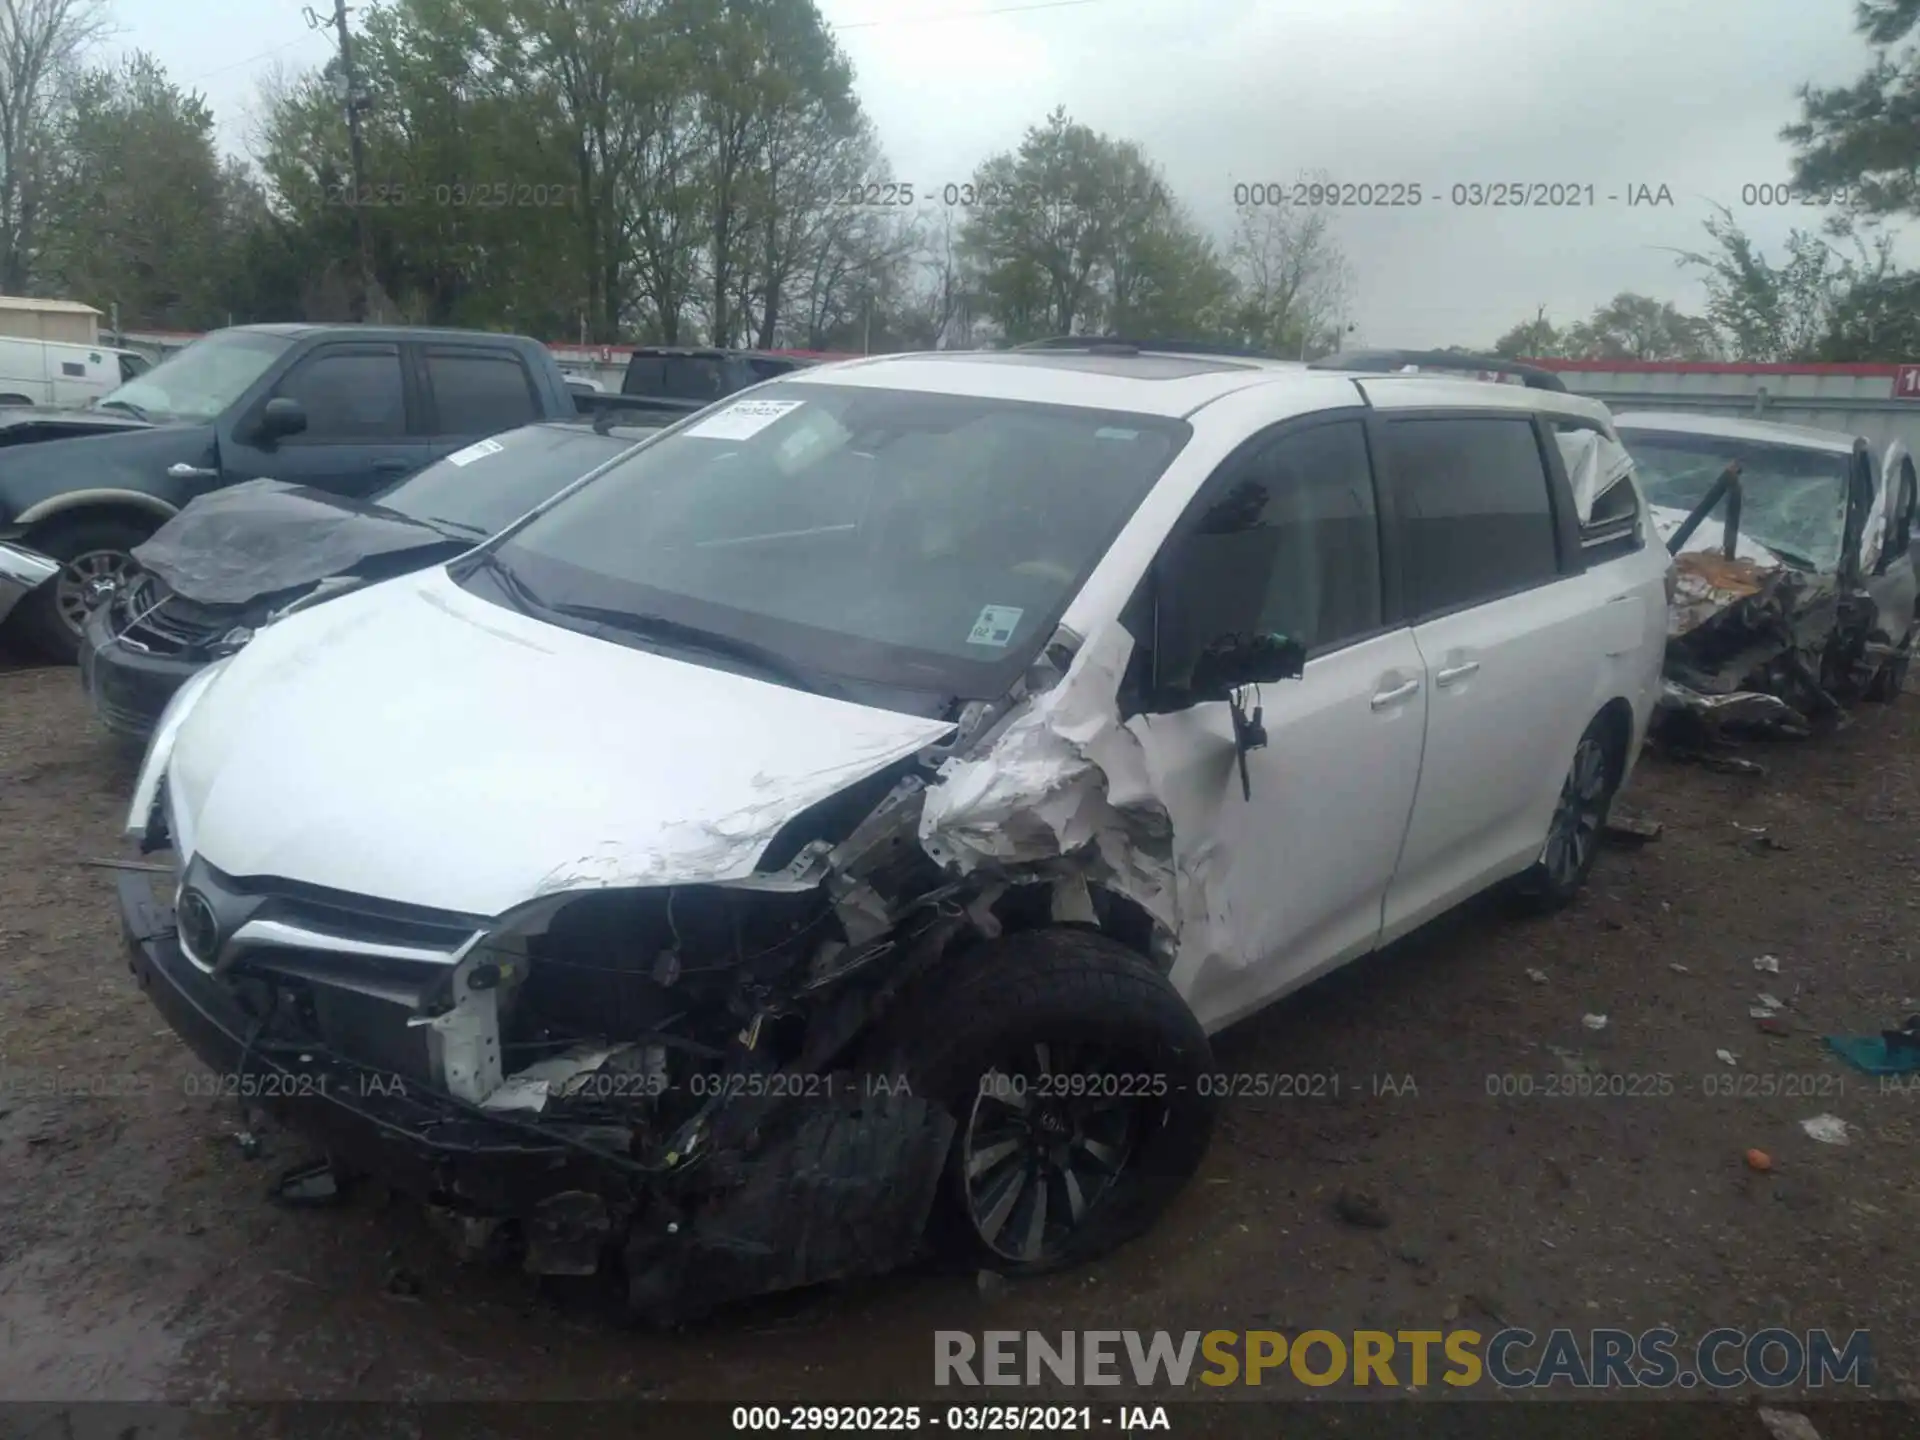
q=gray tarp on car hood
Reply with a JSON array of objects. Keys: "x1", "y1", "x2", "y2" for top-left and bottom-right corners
[{"x1": 132, "y1": 479, "x2": 455, "y2": 606}]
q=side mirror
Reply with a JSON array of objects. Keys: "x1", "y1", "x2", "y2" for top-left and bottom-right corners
[
  {"x1": 1142, "y1": 516, "x2": 1308, "y2": 714},
  {"x1": 256, "y1": 397, "x2": 307, "y2": 444},
  {"x1": 1189, "y1": 631, "x2": 1307, "y2": 700}
]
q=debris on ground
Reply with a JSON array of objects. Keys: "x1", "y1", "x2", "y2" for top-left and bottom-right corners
[
  {"x1": 1546, "y1": 1044, "x2": 1596, "y2": 1076},
  {"x1": 976, "y1": 1270, "x2": 1009, "y2": 1300},
  {"x1": 1603, "y1": 809, "x2": 1663, "y2": 843},
  {"x1": 1753, "y1": 954, "x2": 1781, "y2": 974},
  {"x1": 1332, "y1": 1190, "x2": 1391, "y2": 1230},
  {"x1": 1799, "y1": 1115, "x2": 1852, "y2": 1146},
  {"x1": 1825, "y1": 1017, "x2": 1920, "y2": 1076},
  {"x1": 270, "y1": 1158, "x2": 350, "y2": 1208},
  {"x1": 1716, "y1": 1049, "x2": 1738, "y2": 1066},
  {"x1": 1745, "y1": 1148, "x2": 1774, "y2": 1172},
  {"x1": 1670, "y1": 963, "x2": 1691, "y2": 974},
  {"x1": 233, "y1": 1130, "x2": 262, "y2": 1160},
  {"x1": 1525, "y1": 967, "x2": 1549, "y2": 984},
  {"x1": 1582, "y1": 1013, "x2": 1609, "y2": 1031},
  {"x1": 1757, "y1": 1408, "x2": 1823, "y2": 1440},
  {"x1": 381, "y1": 1266, "x2": 424, "y2": 1299}
]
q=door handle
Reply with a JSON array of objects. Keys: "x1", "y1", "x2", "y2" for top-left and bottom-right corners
[
  {"x1": 1370, "y1": 677, "x2": 1421, "y2": 710},
  {"x1": 166, "y1": 462, "x2": 219, "y2": 480},
  {"x1": 1435, "y1": 661, "x2": 1481, "y2": 686}
]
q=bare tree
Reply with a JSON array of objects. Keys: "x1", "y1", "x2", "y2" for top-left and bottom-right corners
[
  {"x1": 0, "y1": 0, "x2": 109, "y2": 291},
  {"x1": 1224, "y1": 200, "x2": 1354, "y2": 357}
]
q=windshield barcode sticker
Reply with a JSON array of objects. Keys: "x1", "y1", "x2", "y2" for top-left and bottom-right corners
[
  {"x1": 445, "y1": 437, "x2": 505, "y2": 467},
  {"x1": 966, "y1": 605, "x2": 1024, "y2": 648},
  {"x1": 687, "y1": 399, "x2": 805, "y2": 440}
]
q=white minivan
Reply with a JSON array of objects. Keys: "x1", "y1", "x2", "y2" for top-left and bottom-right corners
[
  {"x1": 119, "y1": 342, "x2": 1669, "y2": 1322},
  {"x1": 0, "y1": 336, "x2": 149, "y2": 408}
]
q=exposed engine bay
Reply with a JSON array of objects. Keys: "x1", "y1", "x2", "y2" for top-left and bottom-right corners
[{"x1": 131, "y1": 628, "x2": 1173, "y2": 1323}]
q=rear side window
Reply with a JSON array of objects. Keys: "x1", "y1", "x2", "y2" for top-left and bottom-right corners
[
  {"x1": 425, "y1": 349, "x2": 538, "y2": 433},
  {"x1": 1382, "y1": 416, "x2": 1559, "y2": 616},
  {"x1": 663, "y1": 357, "x2": 726, "y2": 401},
  {"x1": 623, "y1": 355, "x2": 666, "y2": 394}
]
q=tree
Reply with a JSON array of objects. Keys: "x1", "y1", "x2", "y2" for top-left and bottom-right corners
[
  {"x1": 0, "y1": 0, "x2": 110, "y2": 291},
  {"x1": 1673, "y1": 205, "x2": 1882, "y2": 361},
  {"x1": 1221, "y1": 200, "x2": 1352, "y2": 357},
  {"x1": 35, "y1": 53, "x2": 239, "y2": 328},
  {"x1": 1783, "y1": 0, "x2": 1920, "y2": 224},
  {"x1": 1564, "y1": 292, "x2": 1719, "y2": 362},
  {"x1": 1491, "y1": 307, "x2": 1572, "y2": 359},
  {"x1": 959, "y1": 108, "x2": 1232, "y2": 343}
]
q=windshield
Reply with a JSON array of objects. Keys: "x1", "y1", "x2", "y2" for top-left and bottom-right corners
[
  {"x1": 1619, "y1": 428, "x2": 1853, "y2": 571},
  {"x1": 460, "y1": 382, "x2": 1190, "y2": 701},
  {"x1": 376, "y1": 424, "x2": 636, "y2": 537},
  {"x1": 93, "y1": 330, "x2": 294, "y2": 423}
]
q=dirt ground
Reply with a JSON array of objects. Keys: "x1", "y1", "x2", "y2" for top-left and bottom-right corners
[{"x1": 3, "y1": 636, "x2": 1919, "y2": 1427}]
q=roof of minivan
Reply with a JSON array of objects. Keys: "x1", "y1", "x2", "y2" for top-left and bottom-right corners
[
  {"x1": 1613, "y1": 410, "x2": 1859, "y2": 455},
  {"x1": 786, "y1": 348, "x2": 1616, "y2": 424},
  {"x1": 785, "y1": 349, "x2": 1351, "y2": 418}
]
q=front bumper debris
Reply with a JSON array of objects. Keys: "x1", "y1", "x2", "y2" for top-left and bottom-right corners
[
  {"x1": 80, "y1": 605, "x2": 202, "y2": 740},
  {"x1": 120, "y1": 866, "x2": 954, "y2": 1321}
]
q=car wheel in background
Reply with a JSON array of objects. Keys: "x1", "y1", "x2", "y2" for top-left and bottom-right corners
[{"x1": 9, "y1": 514, "x2": 154, "y2": 663}]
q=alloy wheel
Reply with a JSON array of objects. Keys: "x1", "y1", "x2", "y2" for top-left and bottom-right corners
[
  {"x1": 1543, "y1": 735, "x2": 1609, "y2": 890},
  {"x1": 962, "y1": 1041, "x2": 1143, "y2": 1265},
  {"x1": 53, "y1": 549, "x2": 135, "y2": 636}
]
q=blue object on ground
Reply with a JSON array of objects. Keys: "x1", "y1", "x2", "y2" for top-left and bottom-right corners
[{"x1": 1825, "y1": 1035, "x2": 1920, "y2": 1075}]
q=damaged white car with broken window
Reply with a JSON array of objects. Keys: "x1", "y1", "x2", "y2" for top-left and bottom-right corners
[
  {"x1": 1618, "y1": 411, "x2": 1920, "y2": 741},
  {"x1": 117, "y1": 345, "x2": 1670, "y2": 1323}
]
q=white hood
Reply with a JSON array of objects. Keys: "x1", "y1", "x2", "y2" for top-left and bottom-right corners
[{"x1": 166, "y1": 566, "x2": 955, "y2": 915}]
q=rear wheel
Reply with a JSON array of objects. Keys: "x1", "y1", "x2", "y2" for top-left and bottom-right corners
[
  {"x1": 1508, "y1": 717, "x2": 1621, "y2": 914},
  {"x1": 874, "y1": 927, "x2": 1215, "y2": 1275},
  {"x1": 9, "y1": 514, "x2": 154, "y2": 663}
]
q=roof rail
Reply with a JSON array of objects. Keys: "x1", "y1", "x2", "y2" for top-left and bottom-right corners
[
  {"x1": 1309, "y1": 348, "x2": 1569, "y2": 392},
  {"x1": 1012, "y1": 336, "x2": 1289, "y2": 361}
]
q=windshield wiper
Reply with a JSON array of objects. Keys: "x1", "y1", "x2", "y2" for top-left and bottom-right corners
[
  {"x1": 95, "y1": 399, "x2": 152, "y2": 421},
  {"x1": 458, "y1": 548, "x2": 549, "y2": 616},
  {"x1": 546, "y1": 604, "x2": 831, "y2": 697},
  {"x1": 415, "y1": 514, "x2": 489, "y2": 539}
]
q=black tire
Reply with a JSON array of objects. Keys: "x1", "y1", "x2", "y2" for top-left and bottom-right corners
[
  {"x1": 1507, "y1": 715, "x2": 1622, "y2": 914},
  {"x1": 9, "y1": 513, "x2": 155, "y2": 663},
  {"x1": 872, "y1": 927, "x2": 1215, "y2": 1276}
]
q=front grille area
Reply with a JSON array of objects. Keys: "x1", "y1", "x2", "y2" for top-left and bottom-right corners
[{"x1": 112, "y1": 573, "x2": 235, "y2": 655}]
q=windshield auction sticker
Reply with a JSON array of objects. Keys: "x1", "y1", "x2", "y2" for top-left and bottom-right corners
[
  {"x1": 445, "y1": 437, "x2": 505, "y2": 466},
  {"x1": 967, "y1": 605, "x2": 1024, "y2": 647},
  {"x1": 687, "y1": 398, "x2": 805, "y2": 440}
]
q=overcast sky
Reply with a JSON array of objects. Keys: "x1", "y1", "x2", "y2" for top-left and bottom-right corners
[{"x1": 114, "y1": 0, "x2": 1906, "y2": 348}]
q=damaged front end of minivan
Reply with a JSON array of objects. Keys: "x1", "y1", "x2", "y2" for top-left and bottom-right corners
[{"x1": 118, "y1": 622, "x2": 1197, "y2": 1324}]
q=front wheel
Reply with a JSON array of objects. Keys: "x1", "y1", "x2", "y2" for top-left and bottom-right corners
[
  {"x1": 1508, "y1": 717, "x2": 1621, "y2": 914},
  {"x1": 874, "y1": 927, "x2": 1215, "y2": 1275}
]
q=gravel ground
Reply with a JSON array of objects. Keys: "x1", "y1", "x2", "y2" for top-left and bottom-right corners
[{"x1": 3, "y1": 639, "x2": 1919, "y2": 1431}]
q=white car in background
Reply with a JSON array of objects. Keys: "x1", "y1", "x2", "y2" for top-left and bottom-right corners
[
  {"x1": 1617, "y1": 411, "x2": 1919, "y2": 721},
  {"x1": 118, "y1": 342, "x2": 1669, "y2": 1322}
]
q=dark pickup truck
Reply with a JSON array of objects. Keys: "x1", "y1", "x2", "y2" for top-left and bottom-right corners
[
  {"x1": 0, "y1": 323, "x2": 592, "y2": 660},
  {"x1": 619, "y1": 346, "x2": 818, "y2": 404}
]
